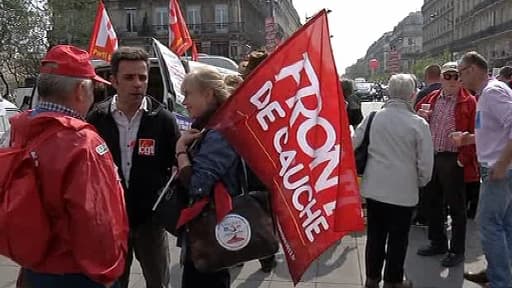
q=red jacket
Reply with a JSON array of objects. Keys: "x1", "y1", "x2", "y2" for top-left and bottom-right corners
[
  {"x1": 8, "y1": 111, "x2": 128, "y2": 284},
  {"x1": 416, "y1": 88, "x2": 479, "y2": 182}
]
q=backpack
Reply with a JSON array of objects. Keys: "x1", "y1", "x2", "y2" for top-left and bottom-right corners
[{"x1": 0, "y1": 126, "x2": 62, "y2": 267}]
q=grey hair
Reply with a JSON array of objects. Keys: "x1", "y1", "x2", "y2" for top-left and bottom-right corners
[
  {"x1": 37, "y1": 73, "x2": 92, "y2": 101},
  {"x1": 388, "y1": 74, "x2": 416, "y2": 100}
]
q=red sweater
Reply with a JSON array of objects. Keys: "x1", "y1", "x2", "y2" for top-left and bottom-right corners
[{"x1": 416, "y1": 88, "x2": 480, "y2": 182}]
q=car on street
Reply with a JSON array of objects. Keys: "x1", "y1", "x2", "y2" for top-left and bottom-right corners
[{"x1": 355, "y1": 82, "x2": 376, "y2": 102}]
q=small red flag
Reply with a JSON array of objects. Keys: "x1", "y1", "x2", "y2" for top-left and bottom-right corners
[
  {"x1": 88, "y1": 1, "x2": 118, "y2": 62},
  {"x1": 169, "y1": 0, "x2": 192, "y2": 56}
]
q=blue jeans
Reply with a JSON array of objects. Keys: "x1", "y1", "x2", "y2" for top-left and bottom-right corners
[
  {"x1": 479, "y1": 167, "x2": 512, "y2": 288},
  {"x1": 22, "y1": 269, "x2": 120, "y2": 288}
]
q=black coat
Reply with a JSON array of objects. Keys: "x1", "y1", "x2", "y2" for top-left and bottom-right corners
[{"x1": 87, "y1": 97, "x2": 180, "y2": 228}]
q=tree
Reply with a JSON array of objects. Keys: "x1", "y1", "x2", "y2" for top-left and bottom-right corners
[
  {"x1": 0, "y1": 0, "x2": 49, "y2": 87},
  {"x1": 412, "y1": 49, "x2": 452, "y2": 80},
  {"x1": 47, "y1": 0, "x2": 98, "y2": 48}
]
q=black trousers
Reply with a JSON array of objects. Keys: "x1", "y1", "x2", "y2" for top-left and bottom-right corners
[
  {"x1": 465, "y1": 181, "x2": 480, "y2": 219},
  {"x1": 425, "y1": 152, "x2": 466, "y2": 254},
  {"x1": 415, "y1": 187, "x2": 428, "y2": 223},
  {"x1": 182, "y1": 260, "x2": 230, "y2": 288},
  {"x1": 365, "y1": 198, "x2": 414, "y2": 282}
]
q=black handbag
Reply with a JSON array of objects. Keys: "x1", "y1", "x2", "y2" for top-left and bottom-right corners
[
  {"x1": 152, "y1": 134, "x2": 205, "y2": 236},
  {"x1": 355, "y1": 111, "x2": 376, "y2": 175},
  {"x1": 187, "y1": 161, "x2": 279, "y2": 273},
  {"x1": 152, "y1": 169, "x2": 189, "y2": 236}
]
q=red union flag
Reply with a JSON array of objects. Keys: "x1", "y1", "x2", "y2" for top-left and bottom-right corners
[
  {"x1": 169, "y1": 0, "x2": 192, "y2": 55},
  {"x1": 208, "y1": 10, "x2": 364, "y2": 284},
  {"x1": 88, "y1": 1, "x2": 118, "y2": 62}
]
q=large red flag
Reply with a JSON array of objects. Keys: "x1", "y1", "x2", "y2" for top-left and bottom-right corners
[
  {"x1": 169, "y1": 0, "x2": 192, "y2": 56},
  {"x1": 208, "y1": 10, "x2": 364, "y2": 284},
  {"x1": 88, "y1": 1, "x2": 118, "y2": 62}
]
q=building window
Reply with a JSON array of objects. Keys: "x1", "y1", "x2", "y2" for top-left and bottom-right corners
[
  {"x1": 215, "y1": 4, "x2": 229, "y2": 32},
  {"x1": 126, "y1": 8, "x2": 136, "y2": 32},
  {"x1": 211, "y1": 41, "x2": 229, "y2": 57},
  {"x1": 230, "y1": 41, "x2": 239, "y2": 59},
  {"x1": 154, "y1": 7, "x2": 168, "y2": 32},
  {"x1": 187, "y1": 5, "x2": 201, "y2": 25}
]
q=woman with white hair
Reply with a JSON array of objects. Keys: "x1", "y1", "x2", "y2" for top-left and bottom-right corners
[{"x1": 353, "y1": 74, "x2": 434, "y2": 288}]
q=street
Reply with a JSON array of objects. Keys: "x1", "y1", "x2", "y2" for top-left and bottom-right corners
[{"x1": 0, "y1": 220, "x2": 487, "y2": 288}]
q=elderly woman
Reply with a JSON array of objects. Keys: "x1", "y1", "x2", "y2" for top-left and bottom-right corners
[
  {"x1": 353, "y1": 74, "x2": 434, "y2": 288},
  {"x1": 175, "y1": 68, "x2": 241, "y2": 288}
]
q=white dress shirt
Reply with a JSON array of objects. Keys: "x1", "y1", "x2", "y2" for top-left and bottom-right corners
[{"x1": 111, "y1": 95, "x2": 148, "y2": 187}]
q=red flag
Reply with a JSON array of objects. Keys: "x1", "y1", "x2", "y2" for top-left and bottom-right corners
[
  {"x1": 169, "y1": 0, "x2": 192, "y2": 56},
  {"x1": 88, "y1": 1, "x2": 118, "y2": 62},
  {"x1": 191, "y1": 41, "x2": 199, "y2": 61},
  {"x1": 208, "y1": 10, "x2": 364, "y2": 284}
]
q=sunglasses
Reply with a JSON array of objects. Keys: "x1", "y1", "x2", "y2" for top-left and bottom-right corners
[{"x1": 443, "y1": 73, "x2": 459, "y2": 81}]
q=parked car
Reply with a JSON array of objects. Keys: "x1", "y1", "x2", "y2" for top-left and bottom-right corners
[{"x1": 188, "y1": 54, "x2": 239, "y2": 72}]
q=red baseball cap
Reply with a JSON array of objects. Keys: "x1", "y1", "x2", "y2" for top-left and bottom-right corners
[{"x1": 40, "y1": 45, "x2": 110, "y2": 85}]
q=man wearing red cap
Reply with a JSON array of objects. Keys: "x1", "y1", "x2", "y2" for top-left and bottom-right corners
[{"x1": 7, "y1": 45, "x2": 128, "y2": 287}]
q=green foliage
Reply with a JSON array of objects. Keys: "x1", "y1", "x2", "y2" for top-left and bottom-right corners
[
  {"x1": 47, "y1": 0, "x2": 97, "y2": 48},
  {"x1": 0, "y1": 0, "x2": 48, "y2": 86},
  {"x1": 412, "y1": 49, "x2": 453, "y2": 79}
]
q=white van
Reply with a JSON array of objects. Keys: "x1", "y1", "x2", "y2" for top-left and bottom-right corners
[{"x1": 0, "y1": 98, "x2": 19, "y2": 140}]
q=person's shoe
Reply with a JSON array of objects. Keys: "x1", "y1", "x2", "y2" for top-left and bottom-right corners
[
  {"x1": 464, "y1": 269, "x2": 488, "y2": 283},
  {"x1": 383, "y1": 279, "x2": 413, "y2": 288},
  {"x1": 441, "y1": 252, "x2": 464, "y2": 267},
  {"x1": 364, "y1": 277, "x2": 380, "y2": 288},
  {"x1": 260, "y1": 257, "x2": 277, "y2": 273},
  {"x1": 417, "y1": 244, "x2": 448, "y2": 256}
]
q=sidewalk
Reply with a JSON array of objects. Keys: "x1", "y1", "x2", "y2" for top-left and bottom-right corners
[{"x1": 0, "y1": 219, "x2": 487, "y2": 288}]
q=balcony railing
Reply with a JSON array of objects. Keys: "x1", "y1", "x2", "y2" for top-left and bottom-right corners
[
  {"x1": 118, "y1": 22, "x2": 246, "y2": 39},
  {"x1": 452, "y1": 19, "x2": 512, "y2": 51},
  {"x1": 187, "y1": 22, "x2": 245, "y2": 34}
]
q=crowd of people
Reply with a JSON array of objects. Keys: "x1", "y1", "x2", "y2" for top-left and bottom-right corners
[
  {"x1": 2, "y1": 42, "x2": 512, "y2": 288},
  {"x1": 353, "y1": 54, "x2": 512, "y2": 288}
]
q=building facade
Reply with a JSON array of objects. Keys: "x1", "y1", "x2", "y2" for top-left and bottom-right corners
[
  {"x1": 388, "y1": 11, "x2": 423, "y2": 74},
  {"x1": 97, "y1": 0, "x2": 300, "y2": 62},
  {"x1": 345, "y1": 12, "x2": 422, "y2": 80},
  {"x1": 422, "y1": 0, "x2": 512, "y2": 67}
]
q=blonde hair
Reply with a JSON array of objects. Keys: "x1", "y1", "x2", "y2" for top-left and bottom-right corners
[
  {"x1": 224, "y1": 74, "x2": 244, "y2": 95},
  {"x1": 182, "y1": 68, "x2": 230, "y2": 107}
]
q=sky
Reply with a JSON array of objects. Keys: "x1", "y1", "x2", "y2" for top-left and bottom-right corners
[{"x1": 292, "y1": 0, "x2": 424, "y2": 75}]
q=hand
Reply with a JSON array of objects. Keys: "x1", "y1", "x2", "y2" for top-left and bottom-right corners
[
  {"x1": 105, "y1": 282, "x2": 115, "y2": 288},
  {"x1": 417, "y1": 109, "x2": 432, "y2": 119},
  {"x1": 176, "y1": 129, "x2": 202, "y2": 151},
  {"x1": 449, "y1": 131, "x2": 470, "y2": 147},
  {"x1": 490, "y1": 161, "x2": 508, "y2": 181}
]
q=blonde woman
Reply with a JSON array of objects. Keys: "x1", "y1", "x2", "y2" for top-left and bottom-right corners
[{"x1": 175, "y1": 68, "x2": 241, "y2": 288}]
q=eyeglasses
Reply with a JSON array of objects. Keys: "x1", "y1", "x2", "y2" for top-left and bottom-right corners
[{"x1": 443, "y1": 73, "x2": 459, "y2": 81}]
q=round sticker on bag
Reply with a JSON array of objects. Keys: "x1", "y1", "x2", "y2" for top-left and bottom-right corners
[{"x1": 215, "y1": 214, "x2": 251, "y2": 251}]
